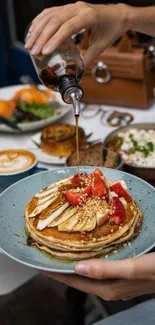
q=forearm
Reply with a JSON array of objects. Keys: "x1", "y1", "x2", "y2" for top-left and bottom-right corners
[{"x1": 128, "y1": 5, "x2": 155, "y2": 37}]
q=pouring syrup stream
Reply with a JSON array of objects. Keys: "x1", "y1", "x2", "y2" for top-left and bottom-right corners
[
  {"x1": 75, "y1": 114, "x2": 80, "y2": 174},
  {"x1": 71, "y1": 93, "x2": 81, "y2": 175}
]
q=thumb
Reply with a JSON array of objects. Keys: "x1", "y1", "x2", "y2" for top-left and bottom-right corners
[
  {"x1": 75, "y1": 253, "x2": 155, "y2": 280},
  {"x1": 83, "y1": 42, "x2": 104, "y2": 68}
]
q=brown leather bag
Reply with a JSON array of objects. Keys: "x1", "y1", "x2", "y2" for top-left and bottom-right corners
[{"x1": 79, "y1": 32, "x2": 155, "y2": 109}]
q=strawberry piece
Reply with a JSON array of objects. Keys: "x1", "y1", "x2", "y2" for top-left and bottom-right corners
[
  {"x1": 65, "y1": 186, "x2": 92, "y2": 206},
  {"x1": 109, "y1": 215, "x2": 124, "y2": 225},
  {"x1": 72, "y1": 174, "x2": 81, "y2": 185},
  {"x1": 93, "y1": 168, "x2": 103, "y2": 177},
  {"x1": 110, "y1": 181, "x2": 132, "y2": 202},
  {"x1": 71, "y1": 173, "x2": 87, "y2": 185},
  {"x1": 109, "y1": 197, "x2": 125, "y2": 225},
  {"x1": 92, "y1": 173, "x2": 108, "y2": 199}
]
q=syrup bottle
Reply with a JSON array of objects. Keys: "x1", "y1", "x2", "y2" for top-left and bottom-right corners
[{"x1": 25, "y1": 27, "x2": 84, "y2": 116}]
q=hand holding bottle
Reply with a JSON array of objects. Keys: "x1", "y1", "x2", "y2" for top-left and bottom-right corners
[
  {"x1": 25, "y1": 2, "x2": 155, "y2": 67},
  {"x1": 25, "y1": 2, "x2": 131, "y2": 67}
]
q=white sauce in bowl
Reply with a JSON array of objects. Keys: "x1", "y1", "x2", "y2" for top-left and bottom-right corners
[{"x1": 118, "y1": 129, "x2": 155, "y2": 167}]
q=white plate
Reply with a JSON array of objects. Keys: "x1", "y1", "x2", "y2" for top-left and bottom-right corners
[
  {"x1": 0, "y1": 85, "x2": 72, "y2": 133},
  {"x1": 26, "y1": 129, "x2": 99, "y2": 165}
]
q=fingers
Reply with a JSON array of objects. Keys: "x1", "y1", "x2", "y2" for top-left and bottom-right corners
[
  {"x1": 24, "y1": 3, "x2": 97, "y2": 56},
  {"x1": 44, "y1": 272, "x2": 115, "y2": 300},
  {"x1": 44, "y1": 271, "x2": 155, "y2": 301},
  {"x1": 118, "y1": 279, "x2": 155, "y2": 300},
  {"x1": 75, "y1": 258, "x2": 135, "y2": 279},
  {"x1": 42, "y1": 16, "x2": 78, "y2": 55},
  {"x1": 75, "y1": 254, "x2": 155, "y2": 280},
  {"x1": 42, "y1": 14, "x2": 93, "y2": 55},
  {"x1": 25, "y1": 4, "x2": 75, "y2": 52},
  {"x1": 30, "y1": 8, "x2": 51, "y2": 31},
  {"x1": 122, "y1": 296, "x2": 137, "y2": 301},
  {"x1": 30, "y1": 17, "x2": 64, "y2": 55},
  {"x1": 83, "y1": 42, "x2": 103, "y2": 67},
  {"x1": 25, "y1": 13, "x2": 52, "y2": 50},
  {"x1": 29, "y1": 7, "x2": 64, "y2": 33},
  {"x1": 25, "y1": 11, "x2": 76, "y2": 54},
  {"x1": 83, "y1": 35, "x2": 120, "y2": 67}
]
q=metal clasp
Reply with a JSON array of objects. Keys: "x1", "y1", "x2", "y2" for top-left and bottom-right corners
[
  {"x1": 92, "y1": 61, "x2": 111, "y2": 84},
  {"x1": 149, "y1": 45, "x2": 155, "y2": 63},
  {"x1": 107, "y1": 111, "x2": 134, "y2": 127}
]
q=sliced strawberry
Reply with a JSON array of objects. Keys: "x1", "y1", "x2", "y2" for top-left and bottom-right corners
[
  {"x1": 83, "y1": 186, "x2": 92, "y2": 196},
  {"x1": 71, "y1": 173, "x2": 87, "y2": 186},
  {"x1": 72, "y1": 174, "x2": 81, "y2": 185},
  {"x1": 110, "y1": 181, "x2": 132, "y2": 202},
  {"x1": 92, "y1": 173, "x2": 108, "y2": 199},
  {"x1": 109, "y1": 197, "x2": 125, "y2": 225},
  {"x1": 93, "y1": 168, "x2": 103, "y2": 177},
  {"x1": 65, "y1": 186, "x2": 92, "y2": 206},
  {"x1": 109, "y1": 215, "x2": 124, "y2": 225}
]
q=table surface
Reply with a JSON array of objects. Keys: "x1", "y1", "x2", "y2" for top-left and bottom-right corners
[{"x1": 1, "y1": 101, "x2": 155, "y2": 295}]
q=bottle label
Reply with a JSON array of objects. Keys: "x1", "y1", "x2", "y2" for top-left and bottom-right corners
[{"x1": 48, "y1": 54, "x2": 67, "y2": 76}]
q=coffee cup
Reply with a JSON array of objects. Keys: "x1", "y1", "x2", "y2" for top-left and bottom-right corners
[{"x1": 0, "y1": 149, "x2": 37, "y2": 192}]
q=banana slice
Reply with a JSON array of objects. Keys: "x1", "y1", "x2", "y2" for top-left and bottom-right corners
[
  {"x1": 36, "y1": 176, "x2": 72, "y2": 198},
  {"x1": 29, "y1": 194, "x2": 58, "y2": 218},
  {"x1": 36, "y1": 186, "x2": 58, "y2": 198},
  {"x1": 104, "y1": 177, "x2": 113, "y2": 188},
  {"x1": 72, "y1": 215, "x2": 87, "y2": 232},
  {"x1": 58, "y1": 213, "x2": 79, "y2": 232},
  {"x1": 48, "y1": 206, "x2": 77, "y2": 227},
  {"x1": 37, "y1": 192, "x2": 58, "y2": 205},
  {"x1": 47, "y1": 176, "x2": 72, "y2": 189},
  {"x1": 37, "y1": 202, "x2": 70, "y2": 230},
  {"x1": 80, "y1": 216, "x2": 96, "y2": 232},
  {"x1": 119, "y1": 197, "x2": 127, "y2": 209},
  {"x1": 96, "y1": 209, "x2": 109, "y2": 227}
]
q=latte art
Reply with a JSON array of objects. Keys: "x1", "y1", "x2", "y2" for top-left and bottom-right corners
[{"x1": 0, "y1": 150, "x2": 36, "y2": 174}]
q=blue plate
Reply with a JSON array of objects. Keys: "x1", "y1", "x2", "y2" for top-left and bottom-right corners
[{"x1": 0, "y1": 167, "x2": 155, "y2": 274}]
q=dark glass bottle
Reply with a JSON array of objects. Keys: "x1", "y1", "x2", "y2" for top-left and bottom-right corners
[{"x1": 25, "y1": 25, "x2": 84, "y2": 115}]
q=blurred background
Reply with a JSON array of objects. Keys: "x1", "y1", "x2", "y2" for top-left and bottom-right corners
[{"x1": 0, "y1": 0, "x2": 154, "y2": 88}]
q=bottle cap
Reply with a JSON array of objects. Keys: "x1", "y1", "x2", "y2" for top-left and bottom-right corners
[{"x1": 59, "y1": 75, "x2": 83, "y2": 104}]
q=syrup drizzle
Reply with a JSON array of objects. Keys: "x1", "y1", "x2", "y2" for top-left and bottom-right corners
[{"x1": 75, "y1": 114, "x2": 80, "y2": 174}]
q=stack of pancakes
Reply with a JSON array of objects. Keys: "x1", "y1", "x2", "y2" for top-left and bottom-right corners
[{"x1": 25, "y1": 176, "x2": 143, "y2": 260}]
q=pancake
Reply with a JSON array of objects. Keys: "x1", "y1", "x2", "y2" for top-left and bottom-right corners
[{"x1": 25, "y1": 169, "x2": 143, "y2": 260}]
